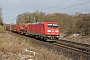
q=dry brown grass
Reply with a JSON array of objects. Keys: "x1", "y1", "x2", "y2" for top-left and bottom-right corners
[
  {"x1": 0, "y1": 25, "x2": 5, "y2": 33},
  {"x1": 64, "y1": 34, "x2": 90, "y2": 45},
  {"x1": 0, "y1": 31, "x2": 72, "y2": 60}
]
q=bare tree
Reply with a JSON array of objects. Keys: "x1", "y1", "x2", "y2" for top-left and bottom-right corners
[{"x1": 0, "y1": 8, "x2": 3, "y2": 25}]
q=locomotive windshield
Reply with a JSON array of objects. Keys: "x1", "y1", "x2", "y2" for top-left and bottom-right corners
[{"x1": 47, "y1": 24, "x2": 58, "y2": 28}]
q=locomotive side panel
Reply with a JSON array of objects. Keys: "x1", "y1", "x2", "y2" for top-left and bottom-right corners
[{"x1": 27, "y1": 23, "x2": 44, "y2": 35}]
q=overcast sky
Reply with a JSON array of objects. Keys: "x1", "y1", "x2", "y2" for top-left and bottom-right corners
[{"x1": 0, "y1": 0, "x2": 90, "y2": 24}]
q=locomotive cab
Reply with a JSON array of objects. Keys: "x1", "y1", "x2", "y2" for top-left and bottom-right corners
[{"x1": 44, "y1": 22, "x2": 60, "y2": 41}]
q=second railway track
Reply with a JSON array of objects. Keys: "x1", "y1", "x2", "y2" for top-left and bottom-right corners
[{"x1": 52, "y1": 39, "x2": 90, "y2": 55}]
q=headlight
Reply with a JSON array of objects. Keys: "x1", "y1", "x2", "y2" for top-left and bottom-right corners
[
  {"x1": 48, "y1": 33, "x2": 50, "y2": 34},
  {"x1": 57, "y1": 36, "x2": 59, "y2": 37},
  {"x1": 55, "y1": 30, "x2": 59, "y2": 32},
  {"x1": 47, "y1": 30, "x2": 51, "y2": 32}
]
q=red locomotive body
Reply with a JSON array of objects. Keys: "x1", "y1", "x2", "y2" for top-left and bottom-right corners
[{"x1": 27, "y1": 22, "x2": 60, "y2": 41}]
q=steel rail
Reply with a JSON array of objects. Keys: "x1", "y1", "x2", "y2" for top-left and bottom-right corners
[{"x1": 52, "y1": 39, "x2": 90, "y2": 55}]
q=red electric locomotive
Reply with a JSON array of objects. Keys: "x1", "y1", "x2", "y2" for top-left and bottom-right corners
[{"x1": 26, "y1": 22, "x2": 60, "y2": 41}]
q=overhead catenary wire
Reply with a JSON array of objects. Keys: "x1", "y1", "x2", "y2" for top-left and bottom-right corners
[
  {"x1": 43, "y1": 0, "x2": 72, "y2": 11},
  {"x1": 79, "y1": 9, "x2": 90, "y2": 13},
  {"x1": 49, "y1": 1, "x2": 90, "y2": 13},
  {"x1": 72, "y1": 9, "x2": 90, "y2": 14}
]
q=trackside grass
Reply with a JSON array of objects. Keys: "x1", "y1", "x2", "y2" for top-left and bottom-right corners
[
  {"x1": 0, "y1": 25, "x2": 5, "y2": 33},
  {"x1": 0, "y1": 30, "x2": 72, "y2": 60}
]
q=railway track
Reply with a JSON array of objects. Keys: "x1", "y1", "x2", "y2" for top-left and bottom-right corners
[{"x1": 53, "y1": 39, "x2": 90, "y2": 55}]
